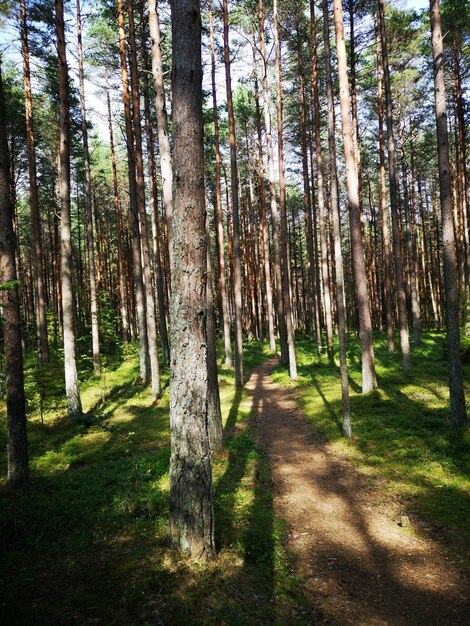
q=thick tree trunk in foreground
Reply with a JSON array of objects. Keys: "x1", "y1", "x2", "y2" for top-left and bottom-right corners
[
  {"x1": 76, "y1": 0, "x2": 100, "y2": 375},
  {"x1": 333, "y1": 0, "x2": 377, "y2": 393},
  {"x1": 20, "y1": 0, "x2": 48, "y2": 364},
  {"x1": 223, "y1": 0, "x2": 244, "y2": 387},
  {"x1": 209, "y1": 0, "x2": 232, "y2": 367},
  {"x1": 56, "y1": 0, "x2": 82, "y2": 418},
  {"x1": 273, "y1": 0, "x2": 297, "y2": 378},
  {"x1": 169, "y1": 0, "x2": 216, "y2": 558},
  {"x1": 378, "y1": 0, "x2": 412, "y2": 372},
  {"x1": 430, "y1": 0, "x2": 467, "y2": 427},
  {"x1": 0, "y1": 67, "x2": 29, "y2": 487},
  {"x1": 323, "y1": 0, "x2": 351, "y2": 437}
]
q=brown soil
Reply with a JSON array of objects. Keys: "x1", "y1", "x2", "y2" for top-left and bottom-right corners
[{"x1": 245, "y1": 358, "x2": 470, "y2": 626}]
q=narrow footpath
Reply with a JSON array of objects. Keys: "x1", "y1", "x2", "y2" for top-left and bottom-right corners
[{"x1": 245, "y1": 358, "x2": 470, "y2": 626}]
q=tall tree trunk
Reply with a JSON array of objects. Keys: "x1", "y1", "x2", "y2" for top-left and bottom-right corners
[
  {"x1": 206, "y1": 207, "x2": 223, "y2": 452},
  {"x1": 76, "y1": 0, "x2": 100, "y2": 374},
  {"x1": 141, "y1": 31, "x2": 170, "y2": 365},
  {"x1": 311, "y1": 0, "x2": 334, "y2": 355},
  {"x1": 258, "y1": 0, "x2": 288, "y2": 367},
  {"x1": 374, "y1": 13, "x2": 394, "y2": 351},
  {"x1": 127, "y1": 0, "x2": 161, "y2": 397},
  {"x1": 0, "y1": 67, "x2": 29, "y2": 487},
  {"x1": 106, "y1": 83, "x2": 129, "y2": 340},
  {"x1": 148, "y1": 0, "x2": 173, "y2": 269},
  {"x1": 223, "y1": 0, "x2": 244, "y2": 387},
  {"x1": 378, "y1": 0, "x2": 412, "y2": 372},
  {"x1": 253, "y1": 57, "x2": 276, "y2": 352},
  {"x1": 332, "y1": 0, "x2": 377, "y2": 393},
  {"x1": 116, "y1": 0, "x2": 150, "y2": 383},
  {"x1": 169, "y1": 0, "x2": 215, "y2": 558},
  {"x1": 56, "y1": 0, "x2": 82, "y2": 418},
  {"x1": 273, "y1": 0, "x2": 297, "y2": 377},
  {"x1": 20, "y1": 0, "x2": 48, "y2": 364},
  {"x1": 209, "y1": 0, "x2": 232, "y2": 366},
  {"x1": 323, "y1": 0, "x2": 351, "y2": 436},
  {"x1": 296, "y1": 21, "x2": 322, "y2": 351},
  {"x1": 430, "y1": 0, "x2": 467, "y2": 427}
]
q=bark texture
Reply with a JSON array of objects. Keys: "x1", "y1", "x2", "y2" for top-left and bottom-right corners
[
  {"x1": 169, "y1": 0, "x2": 216, "y2": 558},
  {"x1": 56, "y1": 0, "x2": 82, "y2": 418},
  {"x1": 430, "y1": 0, "x2": 467, "y2": 427},
  {"x1": 0, "y1": 67, "x2": 29, "y2": 487}
]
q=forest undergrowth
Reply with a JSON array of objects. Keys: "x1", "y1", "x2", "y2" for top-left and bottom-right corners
[{"x1": 0, "y1": 332, "x2": 469, "y2": 625}]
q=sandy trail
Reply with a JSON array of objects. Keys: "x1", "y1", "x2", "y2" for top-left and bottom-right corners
[{"x1": 245, "y1": 358, "x2": 470, "y2": 626}]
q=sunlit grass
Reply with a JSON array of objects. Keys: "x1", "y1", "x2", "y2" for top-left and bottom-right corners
[
  {"x1": 272, "y1": 332, "x2": 470, "y2": 542},
  {"x1": 0, "y1": 339, "x2": 310, "y2": 624}
]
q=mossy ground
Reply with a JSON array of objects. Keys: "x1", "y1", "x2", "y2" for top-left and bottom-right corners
[
  {"x1": 0, "y1": 341, "x2": 312, "y2": 625},
  {"x1": 272, "y1": 332, "x2": 470, "y2": 550}
]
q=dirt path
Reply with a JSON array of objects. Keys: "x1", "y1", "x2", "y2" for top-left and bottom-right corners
[{"x1": 245, "y1": 358, "x2": 470, "y2": 626}]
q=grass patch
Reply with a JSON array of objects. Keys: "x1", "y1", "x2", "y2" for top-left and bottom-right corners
[
  {"x1": 0, "y1": 340, "x2": 312, "y2": 625},
  {"x1": 272, "y1": 332, "x2": 470, "y2": 546}
]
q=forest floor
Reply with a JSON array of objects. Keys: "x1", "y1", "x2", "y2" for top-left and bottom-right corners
[
  {"x1": 0, "y1": 333, "x2": 469, "y2": 625},
  {"x1": 249, "y1": 350, "x2": 470, "y2": 625}
]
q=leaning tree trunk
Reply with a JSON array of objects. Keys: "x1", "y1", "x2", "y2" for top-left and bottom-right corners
[
  {"x1": 273, "y1": 0, "x2": 297, "y2": 378},
  {"x1": 56, "y1": 0, "x2": 82, "y2": 418},
  {"x1": 169, "y1": 0, "x2": 216, "y2": 558},
  {"x1": 378, "y1": 0, "x2": 412, "y2": 372},
  {"x1": 323, "y1": 0, "x2": 351, "y2": 436},
  {"x1": 20, "y1": 0, "x2": 48, "y2": 364},
  {"x1": 76, "y1": 0, "x2": 100, "y2": 375},
  {"x1": 430, "y1": 0, "x2": 467, "y2": 427},
  {"x1": 223, "y1": 0, "x2": 244, "y2": 387},
  {"x1": 332, "y1": 0, "x2": 377, "y2": 393},
  {"x1": 0, "y1": 67, "x2": 29, "y2": 487}
]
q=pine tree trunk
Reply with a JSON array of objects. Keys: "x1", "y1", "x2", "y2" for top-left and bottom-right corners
[
  {"x1": 430, "y1": 0, "x2": 467, "y2": 427},
  {"x1": 0, "y1": 67, "x2": 29, "y2": 487},
  {"x1": 223, "y1": 0, "x2": 244, "y2": 387},
  {"x1": 106, "y1": 84, "x2": 129, "y2": 341},
  {"x1": 141, "y1": 31, "x2": 170, "y2": 365},
  {"x1": 258, "y1": 0, "x2": 288, "y2": 367},
  {"x1": 209, "y1": 0, "x2": 232, "y2": 367},
  {"x1": 148, "y1": 0, "x2": 173, "y2": 269},
  {"x1": 311, "y1": 0, "x2": 334, "y2": 356},
  {"x1": 374, "y1": 14, "x2": 395, "y2": 351},
  {"x1": 76, "y1": 0, "x2": 100, "y2": 375},
  {"x1": 20, "y1": 0, "x2": 49, "y2": 364},
  {"x1": 169, "y1": 0, "x2": 216, "y2": 558},
  {"x1": 332, "y1": 0, "x2": 377, "y2": 393},
  {"x1": 116, "y1": 0, "x2": 150, "y2": 384},
  {"x1": 378, "y1": 0, "x2": 412, "y2": 372},
  {"x1": 253, "y1": 59, "x2": 276, "y2": 352},
  {"x1": 323, "y1": 0, "x2": 351, "y2": 436},
  {"x1": 56, "y1": 0, "x2": 82, "y2": 418},
  {"x1": 273, "y1": 0, "x2": 297, "y2": 378}
]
